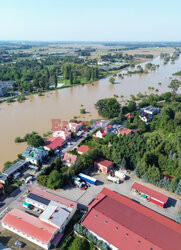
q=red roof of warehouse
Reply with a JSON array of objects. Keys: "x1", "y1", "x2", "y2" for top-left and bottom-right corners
[
  {"x1": 1, "y1": 208, "x2": 57, "y2": 244},
  {"x1": 132, "y1": 182, "x2": 168, "y2": 203},
  {"x1": 31, "y1": 188, "x2": 77, "y2": 208},
  {"x1": 81, "y1": 187, "x2": 181, "y2": 250},
  {"x1": 94, "y1": 158, "x2": 113, "y2": 168},
  {"x1": 44, "y1": 137, "x2": 65, "y2": 150},
  {"x1": 77, "y1": 145, "x2": 90, "y2": 154}
]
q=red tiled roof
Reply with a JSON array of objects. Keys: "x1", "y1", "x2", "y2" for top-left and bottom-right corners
[
  {"x1": 31, "y1": 188, "x2": 77, "y2": 208},
  {"x1": 44, "y1": 137, "x2": 65, "y2": 150},
  {"x1": 63, "y1": 153, "x2": 77, "y2": 165},
  {"x1": 1, "y1": 209, "x2": 57, "y2": 244},
  {"x1": 94, "y1": 158, "x2": 113, "y2": 168},
  {"x1": 132, "y1": 182, "x2": 168, "y2": 203},
  {"x1": 77, "y1": 145, "x2": 90, "y2": 154},
  {"x1": 119, "y1": 128, "x2": 133, "y2": 135},
  {"x1": 82, "y1": 188, "x2": 181, "y2": 250},
  {"x1": 125, "y1": 113, "x2": 134, "y2": 119}
]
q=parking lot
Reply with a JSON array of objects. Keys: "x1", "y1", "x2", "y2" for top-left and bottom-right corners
[{"x1": 25, "y1": 171, "x2": 180, "y2": 221}]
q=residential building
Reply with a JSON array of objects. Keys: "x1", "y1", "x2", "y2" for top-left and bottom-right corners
[
  {"x1": 44, "y1": 137, "x2": 66, "y2": 151},
  {"x1": 63, "y1": 153, "x2": 77, "y2": 167},
  {"x1": 143, "y1": 106, "x2": 160, "y2": 115},
  {"x1": 77, "y1": 145, "x2": 90, "y2": 155},
  {"x1": 68, "y1": 122, "x2": 82, "y2": 132},
  {"x1": 53, "y1": 130, "x2": 71, "y2": 141},
  {"x1": 0, "y1": 160, "x2": 27, "y2": 184},
  {"x1": 22, "y1": 146, "x2": 48, "y2": 165},
  {"x1": 0, "y1": 84, "x2": 8, "y2": 97},
  {"x1": 94, "y1": 158, "x2": 113, "y2": 173},
  {"x1": 81, "y1": 187, "x2": 181, "y2": 250},
  {"x1": 2, "y1": 189, "x2": 77, "y2": 250},
  {"x1": 139, "y1": 112, "x2": 152, "y2": 122},
  {"x1": 119, "y1": 128, "x2": 133, "y2": 136},
  {"x1": 95, "y1": 129, "x2": 106, "y2": 139},
  {"x1": 131, "y1": 182, "x2": 168, "y2": 207},
  {"x1": 125, "y1": 113, "x2": 134, "y2": 119}
]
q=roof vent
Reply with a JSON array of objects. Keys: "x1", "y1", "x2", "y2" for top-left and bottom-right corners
[
  {"x1": 115, "y1": 227, "x2": 118, "y2": 230},
  {"x1": 138, "y1": 241, "x2": 141, "y2": 244},
  {"x1": 125, "y1": 233, "x2": 128, "y2": 237},
  {"x1": 95, "y1": 215, "x2": 98, "y2": 218},
  {"x1": 105, "y1": 220, "x2": 108, "y2": 224}
]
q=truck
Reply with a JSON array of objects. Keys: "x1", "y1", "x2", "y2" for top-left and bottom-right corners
[
  {"x1": 79, "y1": 173, "x2": 97, "y2": 185},
  {"x1": 25, "y1": 176, "x2": 33, "y2": 184},
  {"x1": 23, "y1": 202, "x2": 33, "y2": 210},
  {"x1": 72, "y1": 177, "x2": 87, "y2": 189},
  {"x1": 115, "y1": 171, "x2": 126, "y2": 180},
  {"x1": 107, "y1": 175, "x2": 120, "y2": 184}
]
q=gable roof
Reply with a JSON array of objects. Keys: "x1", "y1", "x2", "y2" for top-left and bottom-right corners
[
  {"x1": 132, "y1": 182, "x2": 168, "y2": 203},
  {"x1": 125, "y1": 113, "x2": 134, "y2": 119},
  {"x1": 3, "y1": 159, "x2": 26, "y2": 177},
  {"x1": 22, "y1": 146, "x2": 45, "y2": 161},
  {"x1": 30, "y1": 188, "x2": 77, "y2": 209},
  {"x1": 94, "y1": 158, "x2": 113, "y2": 168},
  {"x1": 1, "y1": 208, "x2": 57, "y2": 244},
  {"x1": 63, "y1": 153, "x2": 77, "y2": 165},
  {"x1": 77, "y1": 145, "x2": 90, "y2": 154},
  {"x1": 44, "y1": 137, "x2": 65, "y2": 150},
  {"x1": 81, "y1": 187, "x2": 181, "y2": 250},
  {"x1": 119, "y1": 127, "x2": 133, "y2": 135}
]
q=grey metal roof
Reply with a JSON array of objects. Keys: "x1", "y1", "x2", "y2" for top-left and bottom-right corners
[
  {"x1": 3, "y1": 159, "x2": 26, "y2": 177},
  {"x1": 27, "y1": 193, "x2": 50, "y2": 206},
  {"x1": 0, "y1": 174, "x2": 7, "y2": 182}
]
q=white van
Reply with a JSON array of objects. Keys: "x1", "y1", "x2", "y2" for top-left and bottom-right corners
[{"x1": 25, "y1": 176, "x2": 33, "y2": 184}]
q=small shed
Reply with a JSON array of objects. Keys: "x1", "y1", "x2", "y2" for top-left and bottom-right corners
[{"x1": 94, "y1": 158, "x2": 113, "y2": 174}]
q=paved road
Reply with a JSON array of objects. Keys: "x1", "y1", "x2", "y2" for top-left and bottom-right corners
[{"x1": 0, "y1": 131, "x2": 90, "y2": 216}]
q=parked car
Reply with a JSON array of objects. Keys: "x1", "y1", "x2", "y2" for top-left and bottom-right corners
[
  {"x1": 33, "y1": 207, "x2": 42, "y2": 214},
  {"x1": 15, "y1": 240, "x2": 25, "y2": 248}
]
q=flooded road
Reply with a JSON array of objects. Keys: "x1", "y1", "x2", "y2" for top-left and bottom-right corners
[{"x1": 0, "y1": 55, "x2": 181, "y2": 169}]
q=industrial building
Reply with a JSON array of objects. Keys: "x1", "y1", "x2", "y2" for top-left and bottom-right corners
[
  {"x1": 131, "y1": 182, "x2": 168, "y2": 207},
  {"x1": 1, "y1": 189, "x2": 77, "y2": 249},
  {"x1": 81, "y1": 187, "x2": 181, "y2": 250},
  {"x1": 0, "y1": 160, "x2": 27, "y2": 184}
]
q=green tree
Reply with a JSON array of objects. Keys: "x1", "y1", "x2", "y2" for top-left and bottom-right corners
[
  {"x1": 27, "y1": 134, "x2": 44, "y2": 147},
  {"x1": 47, "y1": 170, "x2": 63, "y2": 189},
  {"x1": 54, "y1": 74, "x2": 57, "y2": 89},
  {"x1": 168, "y1": 79, "x2": 181, "y2": 100},
  {"x1": 109, "y1": 77, "x2": 115, "y2": 84}
]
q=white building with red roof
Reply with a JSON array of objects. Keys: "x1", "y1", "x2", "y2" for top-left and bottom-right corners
[
  {"x1": 68, "y1": 122, "x2": 82, "y2": 132},
  {"x1": 44, "y1": 137, "x2": 66, "y2": 151},
  {"x1": 81, "y1": 187, "x2": 181, "y2": 250},
  {"x1": 1, "y1": 189, "x2": 77, "y2": 249},
  {"x1": 53, "y1": 130, "x2": 71, "y2": 141},
  {"x1": 94, "y1": 158, "x2": 113, "y2": 173},
  {"x1": 77, "y1": 145, "x2": 90, "y2": 155}
]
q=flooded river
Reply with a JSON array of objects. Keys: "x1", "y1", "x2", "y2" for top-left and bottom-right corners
[{"x1": 0, "y1": 55, "x2": 181, "y2": 169}]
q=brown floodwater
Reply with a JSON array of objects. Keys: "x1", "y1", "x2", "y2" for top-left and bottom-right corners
[{"x1": 0, "y1": 56, "x2": 181, "y2": 170}]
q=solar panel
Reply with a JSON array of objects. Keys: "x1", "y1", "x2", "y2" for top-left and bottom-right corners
[{"x1": 27, "y1": 193, "x2": 50, "y2": 206}]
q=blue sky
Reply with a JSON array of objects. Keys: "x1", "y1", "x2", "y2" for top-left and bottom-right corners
[{"x1": 0, "y1": 0, "x2": 180, "y2": 41}]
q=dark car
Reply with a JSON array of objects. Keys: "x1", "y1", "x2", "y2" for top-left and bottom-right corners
[{"x1": 15, "y1": 240, "x2": 25, "y2": 248}]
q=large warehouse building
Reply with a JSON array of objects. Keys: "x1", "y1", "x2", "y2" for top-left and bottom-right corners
[
  {"x1": 81, "y1": 187, "x2": 181, "y2": 250},
  {"x1": 1, "y1": 189, "x2": 77, "y2": 249}
]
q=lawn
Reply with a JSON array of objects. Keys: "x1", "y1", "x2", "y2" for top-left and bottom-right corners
[{"x1": 0, "y1": 229, "x2": 43, "y2": 250}]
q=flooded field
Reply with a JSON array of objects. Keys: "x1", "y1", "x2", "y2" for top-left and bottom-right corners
[{"x1": 0, "y1": 55, "x2": 180, "y2": 169}]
